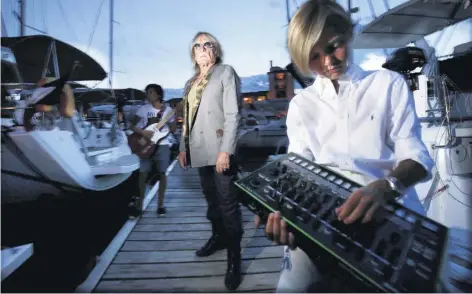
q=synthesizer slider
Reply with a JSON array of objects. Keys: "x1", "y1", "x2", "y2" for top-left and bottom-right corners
[{"x1": 235, "y1": 152, "x2": 450, "y2": 293}]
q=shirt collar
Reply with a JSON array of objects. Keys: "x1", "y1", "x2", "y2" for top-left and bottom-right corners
[{"x1": 313, "y1": 63, "x2": 365, "y2": 98}]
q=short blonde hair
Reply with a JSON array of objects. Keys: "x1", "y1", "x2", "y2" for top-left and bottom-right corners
[
  {"x1": 288, "y1": 0, "x2": 353, "y2": 76},
  {"x1": 190, "y1": 32, "x2": 224, "y2": 77}
]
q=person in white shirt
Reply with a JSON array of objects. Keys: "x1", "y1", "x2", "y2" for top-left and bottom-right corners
[
  {"x1": 254, "y1": 0, "x2": 435, "y2": 292},
  {"x1": 130, "y1": 84, "x2": 176, "y2": 216}
]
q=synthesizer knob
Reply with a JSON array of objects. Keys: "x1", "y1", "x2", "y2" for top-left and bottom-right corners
[
  {"x1": 272, "y1": 179, "x2": 282, "y2": 188},
  {"x1": 280, "y1": 182, "x2": 290, "y2": 193},
  {"x1": 268, "y1": 168, "x2": 280, "y2": 177},
  {"x1": 281, "y1": 164, "x2": 288, "y2": 174},
  {"x1": 387, "y1": 248, "x2": 401, "y2": 267},
  {"x1": 293, "y1": 192, "x2": 304, "y2": 203},
  {"x1": 309, "y1": 201, "x2": 321, "y2": 214},
  {"x1": 375, "y1": 239, "x2": 388, "y2": 257},
  {"x1": 250, "y1": 178, "x2": 261, "y2": 187},
  {"x1": 297, "y1": 180, "x2": 307, "y2": 190},
  {"x1": 389, "y1": 232, "x2": 401, "y2": 244},
  {"x1": 286, "y1": 188, "x2": 296, "y2": 199}
]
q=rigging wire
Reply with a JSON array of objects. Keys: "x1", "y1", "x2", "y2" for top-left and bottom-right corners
[
  {"x1": 86, "y1": 0, "x2": 106, "y2": 54},
  {"x1": 40, "y1": 0, "x2": 48, "y2": 34},
  {"x1": 55, "y1": 0, "x2": 78, "y2": 40}
]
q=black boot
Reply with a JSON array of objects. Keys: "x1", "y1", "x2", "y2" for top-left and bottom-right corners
[
  {"x1": 195, "y1": 222, "x2": 226, "y2": 257},
  {"x1": 195, "y1": 234, "x2": 226, "y2": 257},
  {"x1": 224, "y1": 248, "x2": 241, "y2": 291}
]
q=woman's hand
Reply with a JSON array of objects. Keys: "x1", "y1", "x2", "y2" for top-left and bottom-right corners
[
  {"x1": 335, "y1": 179, "x2": 397, "y2": 224},
  {"x1": 254, "y1": 212, "x2": 296, "y2": 249},
  {"x1": 216, "y1": 152, "x2": 230, "y2": 174},
  {"x1": 179, "y1": 152, "x2": 187, "y2": 169}
]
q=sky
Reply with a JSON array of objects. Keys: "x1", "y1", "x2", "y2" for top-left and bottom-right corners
[{"x1": 1, "y1": 0, "x2": 471, "y2": 91}]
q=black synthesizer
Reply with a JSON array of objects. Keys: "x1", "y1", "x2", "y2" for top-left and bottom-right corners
[{"x1": 235, "y1": 152, "x2": 449, "y2": 293}]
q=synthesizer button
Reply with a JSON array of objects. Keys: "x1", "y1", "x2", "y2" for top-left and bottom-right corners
[
  {"x1": 422, "y1": 247, "x2": 436, "y2": 260},
  {"x1": 334, "y1": 178, "x2": 344, "y2": 185},
  {"x1": 411, "y1": 239, "x2": 424, "y2": 254},
  {"x1": 282, "y1": 202, "x2": 296, "y2": 220},
  {"x1": 394, "y1": 209, "x2": 406, "y2": 218},
  {"x1": 406, "y1": 214, "x2": 416, "y2": 224},
  {"x1": 264, "y1": 187, "x2": 275, "y2": 199},
  {"x1": 319, "y1": 171, "x2": 329, "y2": 177},
  {"x1": 421, "y1": 221, "x2": 438, "y2": 233}
]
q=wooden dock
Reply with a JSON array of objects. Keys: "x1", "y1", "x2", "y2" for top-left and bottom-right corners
[{"x1": 93, "y1": 165, "x2": 283, "y2": 292}]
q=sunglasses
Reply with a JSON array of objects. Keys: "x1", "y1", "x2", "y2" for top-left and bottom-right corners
[{"x1": 193, "y1": 42, "x2": 214, "y2": 50}]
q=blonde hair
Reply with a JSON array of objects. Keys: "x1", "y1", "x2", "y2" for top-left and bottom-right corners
[
  {"x1": 288, "y1": 0, "x2": 353, "y2": 76},
  {"x1": 190, "y1": 31, "x2": 224, "y2": 77}
]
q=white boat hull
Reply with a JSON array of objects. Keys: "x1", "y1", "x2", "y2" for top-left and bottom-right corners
[{"x1": 1, "y1": 125, "x2": 140, "y2": 203}]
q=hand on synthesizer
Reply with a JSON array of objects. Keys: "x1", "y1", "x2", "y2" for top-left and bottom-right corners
[
  {"x1": 336, "y1": 179, "x2": 396, "y2": 225},
  {"x1": 254, "y1": 212, "x2": 296, "y2": 249}
]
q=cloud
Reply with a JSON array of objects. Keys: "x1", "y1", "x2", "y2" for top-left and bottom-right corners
[
  {"x1": 359, "y1": 53, "x2": 386, "y2": 71},
  {"x1": 68, "y1": 42, "x2": 119, "y2": 89}
]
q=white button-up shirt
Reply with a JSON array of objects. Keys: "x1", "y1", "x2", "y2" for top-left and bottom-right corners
[{"x1": 286, "y1": 64, "x2": 434, "y2": 215}]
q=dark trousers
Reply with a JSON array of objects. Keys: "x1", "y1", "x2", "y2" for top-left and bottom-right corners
[{"x1": 198, "y1": 163, "x2": 243, "y2": 249}]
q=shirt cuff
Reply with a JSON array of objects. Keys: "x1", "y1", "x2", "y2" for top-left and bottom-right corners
[{"x1": 394, "y1": 137, "x2": 435, "y2": 183}]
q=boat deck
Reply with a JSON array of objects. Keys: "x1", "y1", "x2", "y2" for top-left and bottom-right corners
[{"x1": 92, "y1": 164, "x2": 283, "y2": 292}]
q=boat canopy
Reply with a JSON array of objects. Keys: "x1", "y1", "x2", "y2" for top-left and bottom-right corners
[
  {"x1": 1, "y1": 35, "x2": 107, "y2": 83},
  {"x1": 352, "y1": 0, "x2": 472, "y2": 49},
  {"x1": 1, "y1": 47, "x2": 23, "y2": 84}
]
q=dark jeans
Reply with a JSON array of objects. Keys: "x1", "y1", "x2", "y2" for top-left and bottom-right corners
[{"x1": 198, "y1": 161, "x2": 243, "y2": 249}]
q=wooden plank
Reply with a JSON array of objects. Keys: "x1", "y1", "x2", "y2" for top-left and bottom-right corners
[
  {"x1": 93, "y1": 162, "x2": 282, "y2": 293},
  {"x1": 138, "y1": 215, "x2": 255, "y2": 224},
  {"x1": 113, "y1": 246, "x2": 282, "y2": 264},
  {"x1": 121, "y1": 236, "x2": 276, "y2": 251},
  {"x1": 166, "y1": 185, "x2": 202, "y2": 189},
  {"x1": 147, "y1": 201, "x2": 207, "y2": 208},
  {"x1": 157, "y1": 191, "x2": 204, "y2": 196},
  {"x1": 149, "y1": 198, "x2": 206, "y2": 204},
  {"x1": 102, "y1": 257, "x2": 282, "y2": 280},
  {"x1": 140, "y1": 210, "x2": 255, "y2": 218},
  {"x1": 95, "y1": 272, "x2": 279, "y2": 293},
  {"x1": 144, "y1": 206, "x2": 208, "y2": 212},
  {"x1": 127, "y1": 228, "x2": 265, "y2": 241},
  {"x1": 146, "y1": 203, "x2": 254, "y2": 213},
  {"x1": 134, "y1": 221, "x2": 257, "y2": 232}
]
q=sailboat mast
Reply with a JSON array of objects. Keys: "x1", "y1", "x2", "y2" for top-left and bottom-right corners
[
  {"x1": 19, "y1": 0, "x2": 25, "y2": 36},
  {"x1": 2, "y1": 13, "x2": 8, "y2": 37},
  {"x1": 109, "y1": 0, "x2": 114, "y2": 88},
  {"x1": 285, "y1": 0, "x2": 290, "y2": 24}
]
